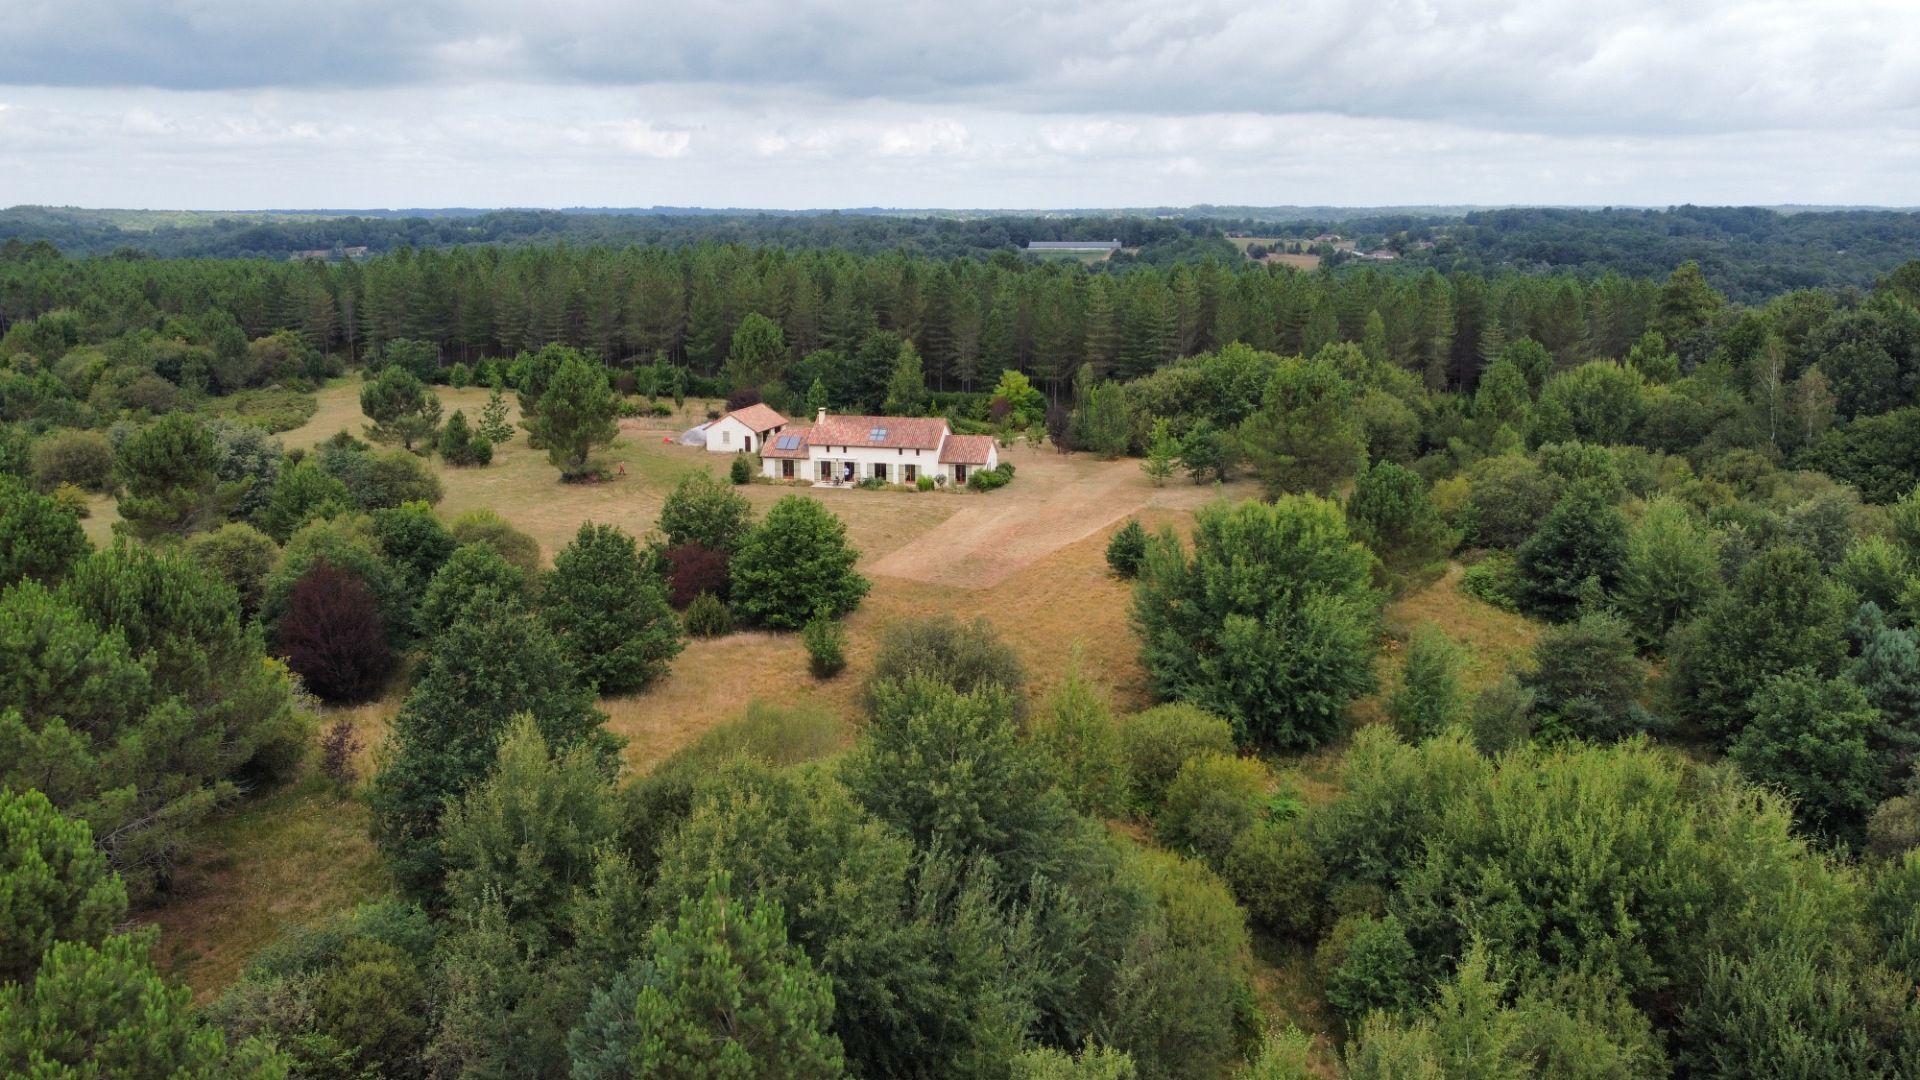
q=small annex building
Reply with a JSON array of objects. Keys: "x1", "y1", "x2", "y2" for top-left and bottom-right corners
[
  {"x1": 757, "y1": 409, "x2": 999, "y2": 486},
  {"x1": 701, "y1": 403, "x2": 790, "y2": 455}
]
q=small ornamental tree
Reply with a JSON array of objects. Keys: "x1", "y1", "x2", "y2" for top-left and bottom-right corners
[
  {"x1": 1133, "y1": 497, "x2": 1381, "y2": 750},
  {"x1": 802, "y1": 613, "x2": 847, "y2": 678},
  {"x1": 730, "y1": 454, "x2": 753, "y2": 485},
  {"x1": 730, "y1": 496, "x2": 869, "y2": 630},
  {"x1": 542, "y1": 522, "x2": 684, "y2": 694},
  {"x1": 624, "y1": 875, "x2": 846, "y2": 1079},
  {"x1": 438, "y1": 409, "x2": 492, "y2": 466},
  {"x1": 0, "y1": 789, "x2": 127, "y2": 985},
  {"x1": 479, "y1": 388, "x2": 515, "y2": 445},
  {"x1": 360, "y1": 365, "x2": 443, "y2": 453},
  {"x1": 1141, "y1": 419, "x2": 1178, "y2": 484},
  {"x1": 1107, "y1": 519, "x2": 1149, "y2": 578},
  {"x1": 664, "y1": 543, "x2": 731, "y2": 608},
  {"x1": 1514, "y1": 482, "x2": 1629, "y2": 622},
  {"x1": 529, "y1": 354, "x2": 619, "y2": 480},
  {"x1": 275, "y1": 558, "x2": 395, "y2": 703}
]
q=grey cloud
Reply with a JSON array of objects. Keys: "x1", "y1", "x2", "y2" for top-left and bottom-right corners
[{"x1": 5, "y1": 1, "x2": 1917, "y2": 137}]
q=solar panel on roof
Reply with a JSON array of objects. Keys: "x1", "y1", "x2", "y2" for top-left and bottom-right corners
[
  {"x1": 775, "y1": 435, "x2": 801, "y2": 450},
  {"x1": 868, "y1": 427, "x2": 887, "y2": 440}
]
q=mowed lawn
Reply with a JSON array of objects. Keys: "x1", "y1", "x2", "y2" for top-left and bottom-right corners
[{"x1": 143, "y1": 380, "x2": 1250, "y2": 997}]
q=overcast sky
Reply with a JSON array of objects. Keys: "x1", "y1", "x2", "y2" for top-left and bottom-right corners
[{"x1": 4, "y1": 0, "x2": 1918, "y2": 210}]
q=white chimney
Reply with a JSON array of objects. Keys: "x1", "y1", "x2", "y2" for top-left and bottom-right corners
[{"x1": 816, "y1": 407, "x2": 828, "y2": 424}]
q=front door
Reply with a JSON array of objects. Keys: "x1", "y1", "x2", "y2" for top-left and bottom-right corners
[
  {"x1": 873, "y1": 463, "x2": 888, "y2": 484},
  {"x1": 904, "y1": 464, "x2": 917, "y2": 483},
  {"x1": 782, "y1": 459, "x2": 795, "y2": 479},
  {"x1": 745, "y1": 435, "x2": 754, "y2": 452},
  {"x1": 954, "y1": 465, "x2": 969, "y2": 484}
]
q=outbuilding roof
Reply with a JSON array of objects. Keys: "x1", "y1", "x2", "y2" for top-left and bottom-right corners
[
  {"x1": 938, "y1": 434, "x2": 996, "y2": 465},
  {"x1": 809, "y1": 414, "x2": 950, "y2": 450},
  {"x1": 762, "y1": 427, "x2": 812, "y2": 459},
  {"x1": 711, "y1": 403, "x2": 789, "y2": 434}
]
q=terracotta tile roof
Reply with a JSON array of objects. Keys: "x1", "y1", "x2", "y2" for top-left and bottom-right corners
[
  {"x1": 722, "y1": 403, "x2": 789, "y2": 433},
  {"x1": 809, "y1": 413, "x2": 950, "y2": 450},
  {"x1": 939, "y1": 433, "x2": 996, "y2": 465},
  {"x1": 763, "y1": 427, "x2": 812, "y2": 458}
]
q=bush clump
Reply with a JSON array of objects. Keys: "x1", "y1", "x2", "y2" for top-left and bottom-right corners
[
  {"x1": 1106, "y1": 518, "x2": 1148, "y2": 578},
  {"x1": 802, "y1": 613, "x2": 847, "y2": 678},
  {"x1": 683, "y1": 592, "x2": 734, "y2": 638},
  {"x1": 730, "y1": 454, "x2": 753, "y2": 485},
  {"x1": 1158, "y1": 752, "x2": 1271, "y2": 869},
  {"x1": 1115, "y1": 703, "x2": 1238, "y2": 816}
]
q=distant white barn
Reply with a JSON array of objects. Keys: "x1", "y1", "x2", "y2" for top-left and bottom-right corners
[{"x1": 701, "y1": 403, "x2": 790, "y2": 455}]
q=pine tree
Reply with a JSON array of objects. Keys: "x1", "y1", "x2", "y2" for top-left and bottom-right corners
[
  {"x1": 1237, "y1": 359, "x2": 1366, "y2": 498},
  {"x1": 530, "y1": 354, "x2": 619, "y2": 479},
  {"x1": 1141, "y1": 419, "x2": 1178, "y2": 485},
  {"x1": 1389, "y1": 625, "x2": 1465, "y2": 740},
  {"x1": 360, "y1": 365, "x2": 443, "y2": 452}
]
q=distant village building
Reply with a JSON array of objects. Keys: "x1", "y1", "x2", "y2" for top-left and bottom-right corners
[
  {"x1": 288, "y1": 245, "x2": 371, "y2": 262},
  {"x1": 706, "y1": 405, "x2": 998, "y2": 486},
  {"x1": 1025, "y1": 239, "x2": 1122, "y2": 253}
]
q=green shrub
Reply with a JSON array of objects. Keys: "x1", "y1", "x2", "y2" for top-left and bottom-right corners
[
  {"x1": 1224, "y1": 821, "x2": 1327, "y2": 940},
  {"x1": 969, "y1": 466, "x2": 1009, "y2": 491},
  {"x1": 650, "y1": 401, "x2": 673, "y2": 417},
  {"x1": 730, "y1": 454, "x2": 753, "y2": 485},
  {"x1": 1115, "y1": 704, "x2": 1237, "y2": 815},
  {"x1": 802, "y1": 613, "x2": 847, "y2": 678},
  {"x1": 448, "y1": 362, "x2": 472, "y2": 388},
  {"x1": 1467, "y1": 673, "x2": 1536, "y2": 754},
  {"x1": 448, "y1": 508, "x2": 541, "y2": 577},
  {"x1": 49, "y1": 483, "x2": 89, "y2": 518},
  {"x1": 916, "y1": 474, "x2": 934, "y2": 492},
  {"x1": 1524, "y1": 614, "x2": 1650, "y2": 743},
  {"x1": 30, "y1": 429, "x2": 114, "y2": 492},
  {"x1": 1459, "y1": 552, "x2": 1520, "y2": 611},
  {"x1": 1031, "y1": 660, "x2": 1130, "y2": 817},
  {"x1": 1322, "y1": 913, "x2": 1418, "y2": 1023},
  {"x1": 1107, "y1": 519, "x2": 1148, "y2": 578},
  {"x1": 864, "y1": 614, "x2": 1027, "y2": 718},
  {"x1": 1159, "y1": 752, "x2": 1271, "y2": 869},
  {"x1": 1388, "y1": 625, "x2": 1465, "y2": 740},
  {"x1": 683, "y1": 592, "x2": 733, "y2": 637}
]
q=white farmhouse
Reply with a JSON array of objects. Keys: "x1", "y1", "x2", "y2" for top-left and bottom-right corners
[
  {"x1": 701, "y1": 403, "x2": 790, "y2": 455},
  {"x1": 759, "y1": 409, "x2": 998, "y2": 487}
]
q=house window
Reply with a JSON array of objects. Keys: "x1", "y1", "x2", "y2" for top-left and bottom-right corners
[
  {"x1": 904, "y1": 464, "x2": 917, "y2": 483},
  {"x1": 782, "y1": 459, "x2": 795, "y2": 479},
  {"x1": 720, "y1": 430, "x2": 730, "y2": 446},
  {"x1": 818, "y1": 460, "x2": 832, "y2": 481},
  {"x1": 873, "y1": 463, "x2": 889, "y2": 483},
  {"x1": 955, "y1": 465, "x2": 969, "y2": 484}
]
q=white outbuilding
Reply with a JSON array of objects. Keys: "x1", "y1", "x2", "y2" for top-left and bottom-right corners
[{"x1": 701, "y1": 403, "x2": 790, "y2": 455}]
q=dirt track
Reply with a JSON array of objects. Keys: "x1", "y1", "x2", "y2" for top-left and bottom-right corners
[{"x1": 866, "y1": 444, "x2": 1222, "y2": 589}]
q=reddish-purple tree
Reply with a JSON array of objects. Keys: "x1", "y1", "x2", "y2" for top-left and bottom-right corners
[
  {"x1": 724, "y1": 387, "x2": 763, "y2": 412},
  {"x1": 664, "y1": 542, "x2": 730, "y2": 609},
  {"x1": 277, "y1": 558, "x2": 394, "y2": 702}
]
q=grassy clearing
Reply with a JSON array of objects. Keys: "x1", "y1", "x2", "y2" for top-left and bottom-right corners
[{"x1": 143, "y1": 379, "x2": 1545, "y2": 1041}]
